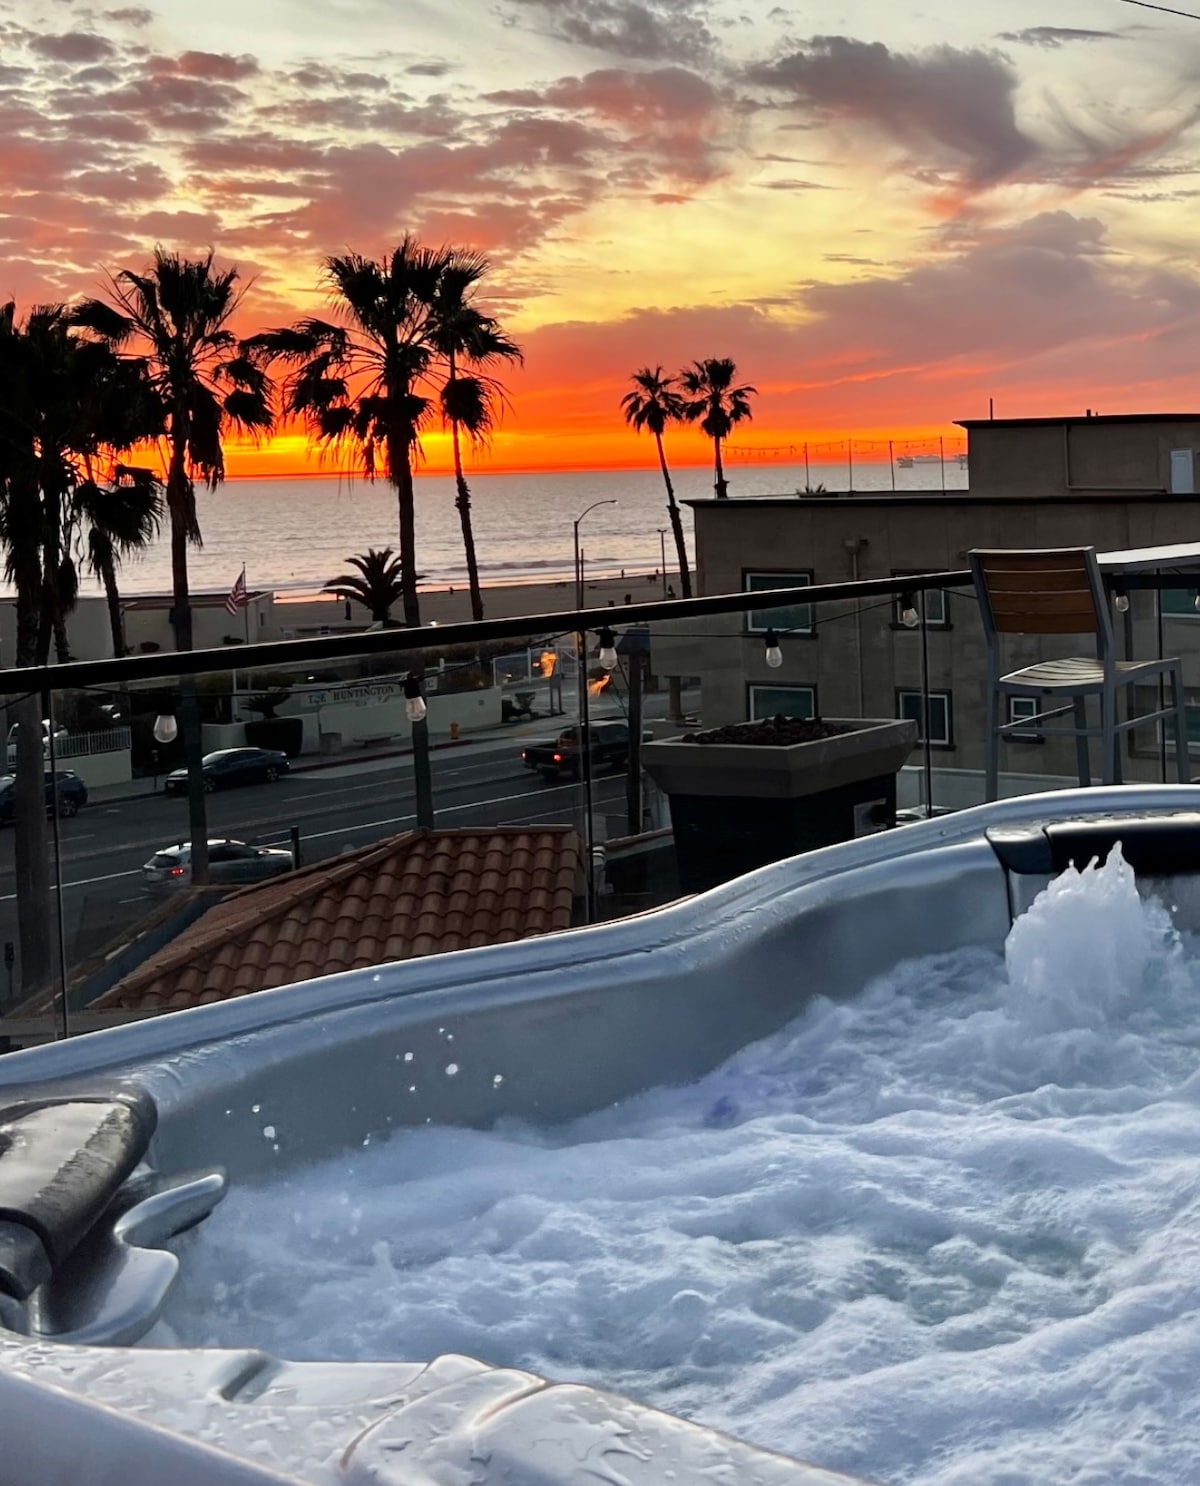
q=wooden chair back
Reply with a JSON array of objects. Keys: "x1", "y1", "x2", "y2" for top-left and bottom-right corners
[{"x1": 969, "y1": 548, "x2": 1107, "y2": 639}]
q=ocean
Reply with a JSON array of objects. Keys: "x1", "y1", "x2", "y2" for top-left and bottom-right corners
[{"x1": 75, "y1": 459, "x2": 968, "y2": 598}]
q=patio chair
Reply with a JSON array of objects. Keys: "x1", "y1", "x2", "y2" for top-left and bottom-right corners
[{"x1": 969, "y1": 546, "x2": 1191, "y2": 800}]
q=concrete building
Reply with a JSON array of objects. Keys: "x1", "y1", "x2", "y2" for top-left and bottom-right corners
[{"x1": 661, "y1": 413, "x2": 1200, "y2": 804}]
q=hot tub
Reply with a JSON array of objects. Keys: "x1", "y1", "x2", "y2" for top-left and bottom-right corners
[{"x1": 3, "y1": 786, "x2": 1200, "y2": 1486}]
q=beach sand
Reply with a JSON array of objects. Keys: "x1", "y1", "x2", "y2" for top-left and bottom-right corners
[{"x1": 419, "y1": 569, "x2": 679, "y2": 624}]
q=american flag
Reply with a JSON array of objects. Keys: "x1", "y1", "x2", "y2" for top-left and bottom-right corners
[{"x1": 224, "y1": 568, "x2": 248, "y2": 617}]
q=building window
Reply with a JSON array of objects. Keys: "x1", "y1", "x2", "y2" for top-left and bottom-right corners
[
  {"x1": 890, "y1": 576, "x2": 949, "y2": 629},
  {"x1": 744, "y1": 571, "x2": 814, "y2": 635},
  {"x1": 749, "y1": 685, "x2": 816, "y2": 722},
  {"x1": 1007, "y1": 696, "x2": 1044, "y2": 742},
  {"x1": 897, "y1": 689, "x2": 953, "y2": 747},
  {"x1": 1161, "y1": 588, "x2": 1199, "y2": 617}
]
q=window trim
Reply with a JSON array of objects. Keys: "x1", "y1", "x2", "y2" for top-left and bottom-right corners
[
  {"x1": 747, "y1": 682, "x2": 818, "y2": 723},
  {"x1": 1006, "y1": 695, "x2": 1045, "y2": 744},
  {"x1": 896, "y1": 688, "x2": 954, "y2": 749},
  {"x1": 743, "y1": 569, "x2": 815, "y2": 636}
]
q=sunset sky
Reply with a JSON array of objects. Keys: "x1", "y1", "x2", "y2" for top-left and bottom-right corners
[{"x1": 4, "y1": 0, "x2": 1200, "y2": 474}]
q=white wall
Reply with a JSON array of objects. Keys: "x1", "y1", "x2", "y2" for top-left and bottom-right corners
[{"x1": 64, "y1": 749, "x2": 132, "y2": 789}]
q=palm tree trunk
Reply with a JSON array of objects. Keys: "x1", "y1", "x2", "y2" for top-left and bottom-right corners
[
  {"x1": 53, "y1": 617, "x2": 71, "y2": 663},
  {"x1": 654, "y1": 431, "x2": 691, "y2": 599},
  {"x1": 97, "y1": 546, "x2": 125, "y2": 657},
  {"x1": 452, "y1": 426, "x2": 485, "y2": 623},
  {"x1": 390, "y1": 416, "x2": 422, "y2": 629},
  {"x1": 167, "y1": 421, "x2": 209, "y2": 886},
  {"x1": 713, "y1": 436, "x2": 728, "y2": 500}
]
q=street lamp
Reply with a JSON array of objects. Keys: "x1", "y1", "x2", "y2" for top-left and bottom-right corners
[
  {"x1": 657, "y1": 529, "x2": 668, "y2": 597},
  {"x1": 571, "y1": 499, "x2": 617, "y2": 919},
  {"x1": 573, "y1": 499, "x2": 618, "y2": 608}
]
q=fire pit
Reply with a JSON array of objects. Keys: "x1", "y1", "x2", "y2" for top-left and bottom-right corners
[{"x1": 644, "y1": 715, "x2": 918, "y2": 891}]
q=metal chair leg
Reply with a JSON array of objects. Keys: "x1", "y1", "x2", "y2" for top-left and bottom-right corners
[
  {"x1": 1101, "y1": 686, "x2": 1120, "y2": 784},
  {"x1": 1171, "y1": 663, "x2": 1192, "y2": 784},
  {"x1": 985, "y1": 685, "x2": 1000, "y2": 801},
  {"x1": 1072, "y1": 695, "x2": 1091, "y2": 787}
]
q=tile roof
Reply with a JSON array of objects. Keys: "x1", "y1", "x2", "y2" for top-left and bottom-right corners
[{"x1": 93, "y1": 827, "x2": 583, "y2": 1015}]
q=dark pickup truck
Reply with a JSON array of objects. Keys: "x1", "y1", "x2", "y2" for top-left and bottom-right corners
[{"x1": 521, "y1": 722, "x2": 634, "y2": 782}]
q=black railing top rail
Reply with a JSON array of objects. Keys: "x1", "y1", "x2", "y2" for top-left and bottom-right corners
[{"x1": 0, "y1": 568, "x2": 973, "y2": 696}]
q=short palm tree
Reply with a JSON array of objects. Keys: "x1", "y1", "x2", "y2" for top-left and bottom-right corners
[
  {"x1": 431, "y1": 252, "x2": 523, "y2": 622},
  {"x1": 621, "y1": 366, "x2": 692, "y2": 598},
  {"x1": 680, "y1": 358, "x2": 757, "y2": 500},
  {"x1": 324, "y1": 547, "x2": 407, "y2": 625},
  {"x1": 72, "y1": 249, "x2": 273, "y2": 653}
]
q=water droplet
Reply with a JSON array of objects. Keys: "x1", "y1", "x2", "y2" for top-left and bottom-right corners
[{"x1": 445, "y1": 1063, "x2": 459, "y2": 1077}]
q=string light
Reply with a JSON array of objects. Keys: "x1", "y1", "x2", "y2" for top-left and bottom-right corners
[
  {"x1": 403, "y1": 673, "x2": 427, "y2": 723},
  {"x1": 764, "y1": 629, "x2": 784, "y2": 668},
  {"x1": 152, "y1": 712, "x2": 178, "y2": 743},
  {"x1": 899, "y1": 592, "x2": 920, "y2": 629},
  {"x1": 597, "y1": 628, "x2": 618, "y2": 671},
  {"x1": 1114, "y1": 586, "x2": 1130, "y2": 613}
]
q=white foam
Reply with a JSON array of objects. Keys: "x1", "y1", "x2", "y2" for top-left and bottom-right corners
[{"x1": 162, "y1": 846, "x2": 1200, "y2": 1483}]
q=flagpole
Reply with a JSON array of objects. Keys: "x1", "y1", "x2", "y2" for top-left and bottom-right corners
[{"x1": 242, "y1": 564, "x2": 250, "y2": 644}]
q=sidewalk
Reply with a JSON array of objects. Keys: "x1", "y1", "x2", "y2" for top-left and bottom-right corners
[{"x1": 86, "y1": 690, "x2": 696, "y2": 807}]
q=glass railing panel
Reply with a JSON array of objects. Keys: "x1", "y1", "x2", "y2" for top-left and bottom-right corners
[{"x1": 10, "y1": 565, "x2": 1199, "y2": 1050}]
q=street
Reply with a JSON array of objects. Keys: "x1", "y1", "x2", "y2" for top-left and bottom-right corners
[{"x1": 0, "y1": 743, "x2": 632, "y2": 988}]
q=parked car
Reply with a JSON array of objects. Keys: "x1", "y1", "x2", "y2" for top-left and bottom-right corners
[
  {"x1": 5, "y1": 719, "x2": 69, "y2": 767},
  {"x1": 0, "y1": 769, "x2": 89, "y2": 824},
  {"x1": 521, "y1": 722, "x2": 637, "y2": 782},
  {"x1": 142, "y1": 838, "x2": 295, "y2": 889},
  {"x1": 163, "y1": 747, "x2": 290, "y2": 795}
]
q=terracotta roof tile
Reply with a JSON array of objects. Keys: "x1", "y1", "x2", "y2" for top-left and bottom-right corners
[{"x1": 93, "y1": 828, "x2": 583, "y2": 1015}]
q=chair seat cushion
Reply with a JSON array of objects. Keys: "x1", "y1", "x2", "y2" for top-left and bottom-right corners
[{"x1": 999, "y1": 656, "x2": 1175, "y2": 691}]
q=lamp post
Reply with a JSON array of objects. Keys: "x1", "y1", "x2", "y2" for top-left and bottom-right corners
[
  {"x1": 573, "y1": 499, "x2": 617, "y2": 608},
  {"x1": 572, "y1": 500, "x2": 617, "y2": 918},
  {"x1": 657, "y1": 529, "x2": 668, "y2": 596}
]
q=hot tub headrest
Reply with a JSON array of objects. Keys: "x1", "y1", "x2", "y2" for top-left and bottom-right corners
[
  {"x1": 0, "y1": 1090, "x2": 156, "y2": 1302},
  {"x1": 988, "y1": 811, "x2": 1200, "y2": 878}
]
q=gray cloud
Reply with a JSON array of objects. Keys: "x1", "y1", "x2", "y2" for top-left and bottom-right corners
[
  {"x1": 29, "y1": 31, "x2": 116, "y2": 62},
  {"x1": 502, "y1": 0, "x2": 715, "y2": 65},
  {"x1": 997, "y1": 27, "x2": 1119, "y2": 48},
  {"x1": 747, "y1": 35, "x2": 1035, "y2": 189}
]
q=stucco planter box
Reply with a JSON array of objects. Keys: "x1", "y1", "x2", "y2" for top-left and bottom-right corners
[{"x1": 643, "y1": 717, "x2": 918, "y2": 892}]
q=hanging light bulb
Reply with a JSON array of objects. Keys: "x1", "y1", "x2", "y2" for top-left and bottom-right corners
[
  {"x1": 899, "y1": 592, "x2": 920, "y2": 629},
  {"x1": 403, "y1": 673, "x2": 427, "y2": 723},
  {"x1": 764, "y1": 629, "x2": 784, "y2": 668},
  {"x1": 597, "y1": 627, "x2": 618, "y2": 671},
  {"x1": 152, "y1": 712, "x2": 178, "y2": 744},
  {"x1": 1193, "y1": 592, "x2": 1200, "y2": 613},
  {"x1": 1114, "y1": 586, "x2": 1130, "y2": 613}
]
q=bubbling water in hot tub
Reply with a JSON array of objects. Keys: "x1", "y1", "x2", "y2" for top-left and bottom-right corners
[{"x1": 161, "y1": 846, "x2": 1200, "y2": 1485}]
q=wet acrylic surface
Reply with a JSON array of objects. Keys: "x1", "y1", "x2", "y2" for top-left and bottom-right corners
[{"x1": 161, "y1": 849, "x2": 1200, "y2": 1484}]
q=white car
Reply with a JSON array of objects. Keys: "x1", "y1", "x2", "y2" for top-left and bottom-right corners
[
  {"x1": 142, "y1": 838, "x2": 295, "y2": 889},
  {"x1": 6, "y1": 720, "x2": 68, "y2": 767}
]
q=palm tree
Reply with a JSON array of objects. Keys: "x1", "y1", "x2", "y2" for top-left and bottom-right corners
[
  {"x1": 74, "y1": 467, "x2": 162, "y2": 657},
  {"x1": 251, "y1": 236, "x2": 518, "y2": 629},
  {"x1": 431, "y1": 252, "x2": 523, "y2": 622},
  {"x1": 621, "y1": 366, "x2": 692, "y2": 598},
  {"x1": 73, "y1": 250, "x2": 273, "y2": 887},
  {"x1": 71, "y1": 249, "x2": 272, "y2": 653},
  {"x1": 324, "y1": 547, "x2": 407, "y2": 624},
  {"x1": 680, "y1": 358, "x2": 757, "y2": 500}
]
